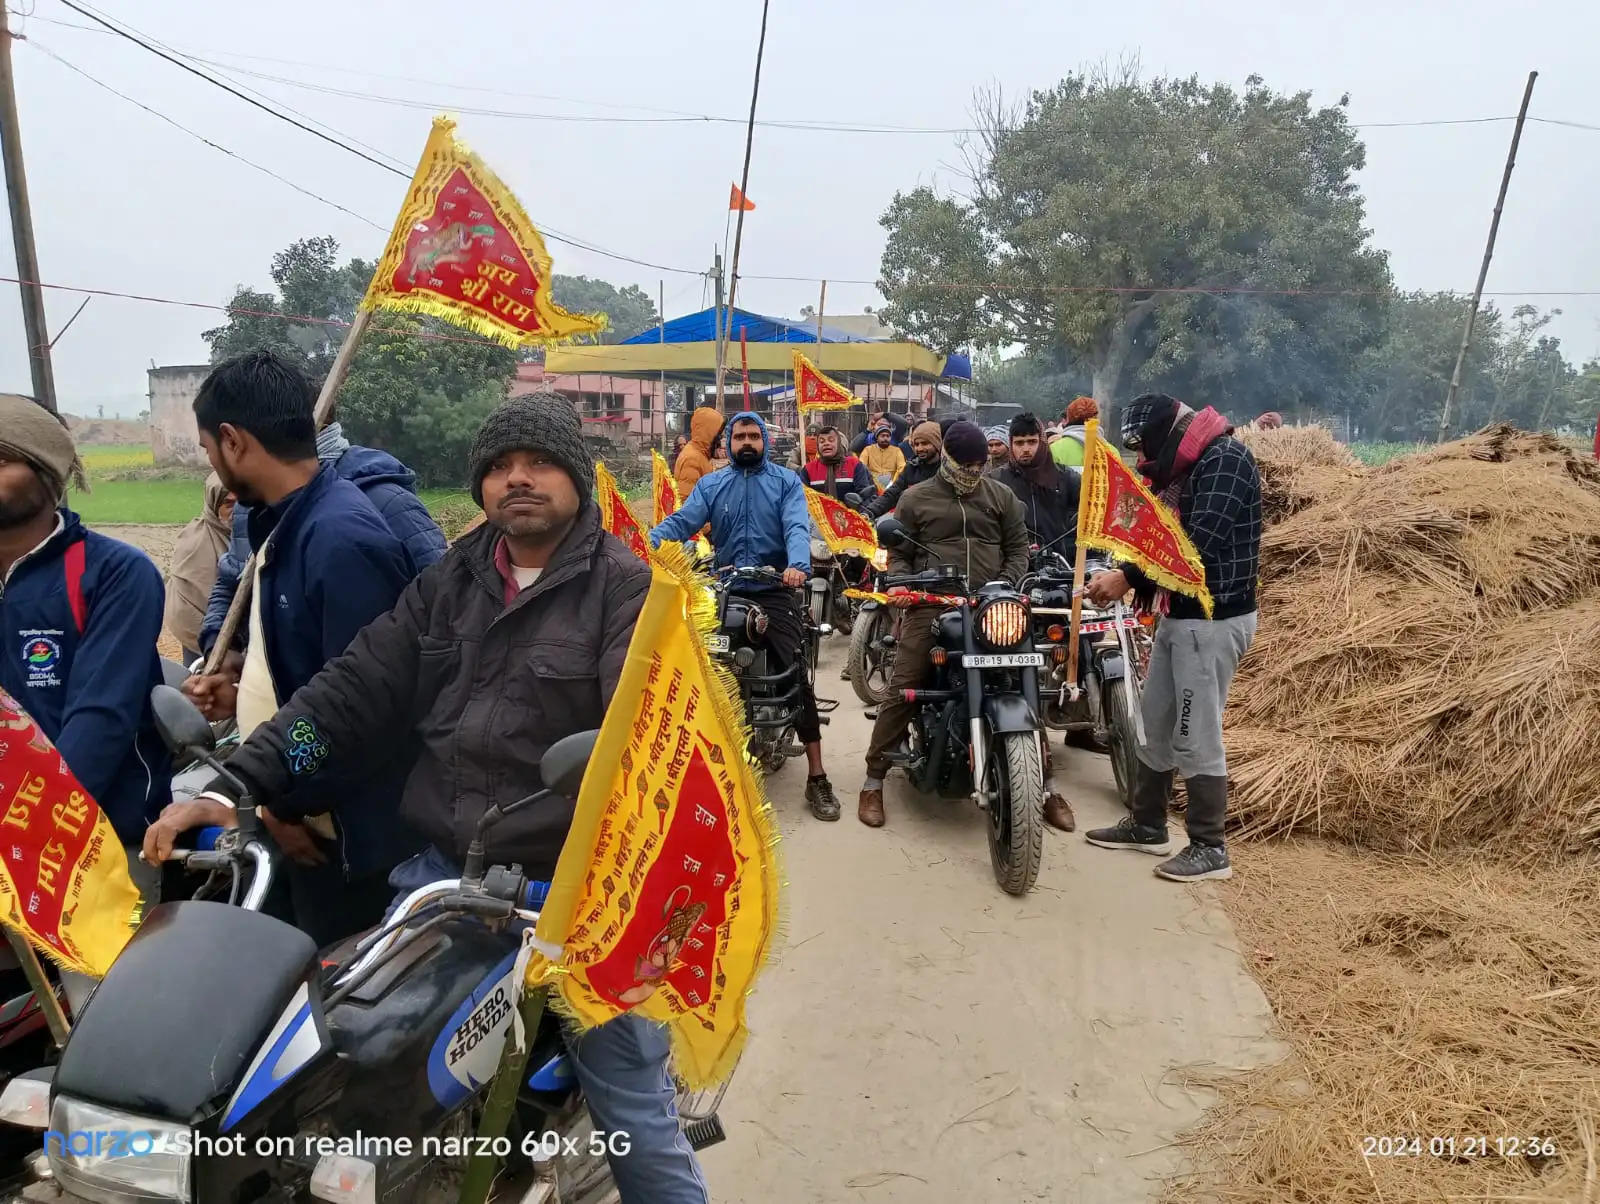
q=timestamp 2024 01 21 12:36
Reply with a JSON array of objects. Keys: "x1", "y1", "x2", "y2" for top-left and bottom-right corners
[{"x1": 1362, "y1": 1135, "x2": 1558, "y2": 1160}]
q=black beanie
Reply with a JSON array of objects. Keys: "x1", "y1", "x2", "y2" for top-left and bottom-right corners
[
  {"x1": 468, "y1": 391, "x2": 594, "y2": 507},
  {"x1": 942, "y1": 420, "x2": 988, "y2": 466}
]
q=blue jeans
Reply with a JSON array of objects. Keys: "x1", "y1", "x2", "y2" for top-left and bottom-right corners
[{"x1": 387, "y1": 849, "x2": 709, "y2": 1204}]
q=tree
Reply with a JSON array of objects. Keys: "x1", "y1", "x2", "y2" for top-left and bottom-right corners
[
  {"x1": 878, "y1": 71, "x2": 1393, "y2": 413},
  {"x1": 550, "y1": 275, "x2": 659, "y2": 343}
]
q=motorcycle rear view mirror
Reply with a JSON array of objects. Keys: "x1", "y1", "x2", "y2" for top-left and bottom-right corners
[
  {"x1": 540, "y1": 728, "x2": 600, "y2": 800},
  {"x1": 150, "y1": 684, "x2": 215, "y2": 756},
  {"x1": 874, "y1": 515, "x2": 909, "y2": 548},
  {"x1": 844, "y1": 491, "x2": 864, "y2": 509}
]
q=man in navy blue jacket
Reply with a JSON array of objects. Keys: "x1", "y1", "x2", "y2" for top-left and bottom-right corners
[
  {"x1": 171, "y1": 353, "x2": 420, "y2": 944},
  {"x1": 198, "y1": 422, "x2": 444, "y2": 660},
  {"x1": 1, "y1": 395, "x2": 170, "y2": 881}
]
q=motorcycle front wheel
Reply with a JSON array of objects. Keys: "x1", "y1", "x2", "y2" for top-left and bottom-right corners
[
  {"x1": 986, "y1": 730, "x2": 1045, "y2": 896},
  {"x1": 1103, "y1": 678, "x2": 1139, "y2": 811},
  {"x1": 847, "y1": 607, "x2": 897, "y2": 705}
]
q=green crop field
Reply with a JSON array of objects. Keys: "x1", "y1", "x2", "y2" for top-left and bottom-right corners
[{"x1": 1349, "y1": 441, "x2": 1428, "y2": 466}]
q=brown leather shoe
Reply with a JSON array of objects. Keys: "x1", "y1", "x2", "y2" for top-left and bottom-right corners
[
  {"x1": 858, "y1": 788, "x2": 886, "y2": 828},
  {"x1": 1043, "y1": 792, "x2": 1076, "y2": 833}
]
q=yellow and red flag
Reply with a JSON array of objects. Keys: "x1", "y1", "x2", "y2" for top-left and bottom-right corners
[
  {"x1": 0, "y1": 690, "x2": 141, "y2": 976},
  {"x1": 361, "y1": 116, "x2": 605, "y2": 347},
  {"x1": 1077, "y1": 419, "x2": 1212, "y2": 616},
  {"x1": 728, "y1": 183, "x2": 755, "y2": 212},
  {"x1": 651, "y1": 450, "x2": 681, "y2": 527},
  {"x1": 526, "y1": 543, "x2": 780, "y2": 1087},
  {"x1": 595, "y1": 461, "x2": 650, "y2": 564},
  {"x1": 793, "y1": 351, "x2": 861, "y2": 413},
  {"x1": 805, "y1": 488, "x2": 878, "y2": 558}
]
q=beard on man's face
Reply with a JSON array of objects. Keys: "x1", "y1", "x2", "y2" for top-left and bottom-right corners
[
  {"x1": 732, "y1": 446, "x2": 763, "y2": 467},
  {"x1": 492, "y1": 488, "x2": 571, "y2": 538},
  {"x1": 0, "y1": 469, "x2": 54, "y2": 531}
]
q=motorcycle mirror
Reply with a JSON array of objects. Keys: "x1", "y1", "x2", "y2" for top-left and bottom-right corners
[
  {"x1": 159, "y1": 658, "x2": 190, "y2": 690},
  {"x1": 150, "y1": 684, "x2": 215, "y2": 756},
  {"x1": 541, "y1": 729, "x2": 600, "y2": 799},
  {"x1": 844, "y1": 491, "x2": 864, "y2": 508},
  {"x1": 874, "y1": 515, "x2": 909, "y2": 548}
]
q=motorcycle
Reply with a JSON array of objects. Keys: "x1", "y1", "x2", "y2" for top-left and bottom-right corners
[
  {"x1": 872, "y1": 517, "x2": 1048, "y2": 896},
  {"x1": 1025, "y1": 548, "x2": 1148, "y2": 811},
  {"x1": 0, "y1": 687, "x2": 728, "y2": 1204},
  {"x1": 707, "y1": 566, "x2": 829, "y2": 775}
]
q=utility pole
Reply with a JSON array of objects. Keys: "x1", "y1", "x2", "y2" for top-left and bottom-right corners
[
  {"x1": 0, "y1": 4, "x2": 58, "y2": 413},
  {"x1": 711, "y1": 249, "x2": 727, "y2": 412},
  {"x1": 1438, "y1": 70, "x2": 1537, "y2": 443},
  {"x1": 719, "y1": 0, "x2": 770, "y2": 415}
]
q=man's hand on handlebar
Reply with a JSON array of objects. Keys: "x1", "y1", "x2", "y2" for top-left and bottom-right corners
[
  {"x1": 781, "y1": 567, "x2": 807, "y2": 588},
  {"x1": 1083, "y1": 569, "x2": 1131, "y2": 606},
  {"x1": 143, "y1": 796, "x2": 238, "y2": 865}
]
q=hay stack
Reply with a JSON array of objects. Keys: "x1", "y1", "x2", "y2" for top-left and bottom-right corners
[
  {"x1": 1225, "y1": 423, "x2": 1600, "y2": 855},
  {"x1": 1233, "y1": 423, "x2": 1362, "y2": 522}
]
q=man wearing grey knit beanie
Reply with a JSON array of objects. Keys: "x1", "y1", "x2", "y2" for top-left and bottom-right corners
[{"x1": 150, "y1": 390, "x2": 708, "y2": 1203}]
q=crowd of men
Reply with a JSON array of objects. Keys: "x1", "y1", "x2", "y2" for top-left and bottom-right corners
[{"x1": 0, "y1": 361, "x2": 1260, "y2": 1200}]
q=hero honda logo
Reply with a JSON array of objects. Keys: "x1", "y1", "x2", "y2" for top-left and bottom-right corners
[{"x1": 446, "y1": 977, "x2": 514, "y2": 1071}]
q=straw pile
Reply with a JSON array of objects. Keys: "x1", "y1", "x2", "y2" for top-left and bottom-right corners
[
  {"x1": 1233, "y1": 422, "x2": 1362, "y2": 523},
  {"x1": 1165, "y1": 841, "x2": 1600, "y2": 1204},
  {"x1": 1223, "y1": 423, "x2": 1600, "y2": 856}
]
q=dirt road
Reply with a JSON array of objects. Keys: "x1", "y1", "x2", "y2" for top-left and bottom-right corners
[{"x1": 701, "y1": 638, "x2": 1280, "y2": 1203}]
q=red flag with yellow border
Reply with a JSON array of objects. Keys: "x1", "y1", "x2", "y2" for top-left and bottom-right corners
[
  {"x1": 0, "y1": 689, "x2": 141, "y2": 976},
  {"x1": 651, "y1": 450, "x2": 681, "y2": 527},
  {"x1": 595, "y1": 461, "x2": 650, "y2": 564},
  {"x1": 361, "y1": 116, "x2": 605, "y2": 347},
  {"x1": 1077, "y1": 419, "x2": 1212, "y2": 616},
  {"x1": 793, "y1": 351, "x2": 860, "y2": 413},
  {"x1": 804, "y1": 488, "x2": 877, "y2": 558},
  {"x1": 524, "y1": 543, "x2": 780, "y2": 1088}
]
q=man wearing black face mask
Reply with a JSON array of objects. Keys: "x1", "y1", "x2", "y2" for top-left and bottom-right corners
[{"x1": 1081, "y1": 394, "x2": 1261, "y2": 883}]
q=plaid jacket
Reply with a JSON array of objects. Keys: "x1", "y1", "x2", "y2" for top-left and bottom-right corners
[{"x1": 1127, "y1": 435, "x2": 1261, "y2": 620}]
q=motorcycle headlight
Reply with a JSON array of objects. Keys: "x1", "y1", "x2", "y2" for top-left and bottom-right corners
[
  {"x1": 810, "y1": 538, "x2": 832, "y2": 563},
  {"x1": 872, "y1": 548, "x2": 889, "y2": 571},
  {"x1": 46, "y1": 1096, "x2": 191, "y2": 1204},
  {"x1": 977, "y1": 599, "x2": 1029, "y2": 650}
]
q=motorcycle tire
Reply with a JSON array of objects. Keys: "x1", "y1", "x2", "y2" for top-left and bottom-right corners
[
  {"x1": 847, "y1": 607, "x2": 897, "y2": 706},
  {"x1": 986, "y1": 730, "x2": 1045, "y2": 896},
  {"x1": 1103, "y1": 678, "x2": 1139, "y2": 812}
]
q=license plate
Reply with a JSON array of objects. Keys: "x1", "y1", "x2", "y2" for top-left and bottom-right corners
[
  {"x1": 964, "y1": 652, "x2": 1044, "y2": 668},
  {"x1": 1080, "y1": 618, "x2": 1140, "y2": 634},
  {"x1": 705, "y1": 633, "x2": 730, "y2": 653}
]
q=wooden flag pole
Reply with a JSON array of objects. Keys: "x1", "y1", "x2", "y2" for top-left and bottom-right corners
[
  {"x1": 201, "y1": 308, "x2": 375, "y2": 675},
  {"x1": 1064, "y1": 420, "x2": 1097, "y2": 697}
]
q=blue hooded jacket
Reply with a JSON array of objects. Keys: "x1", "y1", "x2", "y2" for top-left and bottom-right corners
[
  {"x1": 1, "y1": 511, "x2": 171, "y2": 844},
  {"x1": 243, "y1": 464, "x2": 420, "y2": 876},
  {"x1": 649, "y1": 411, "x2": 811, "y2": 578},
  {"x1": 201, "y1": 441, "x2": 445, "y2": 654}
]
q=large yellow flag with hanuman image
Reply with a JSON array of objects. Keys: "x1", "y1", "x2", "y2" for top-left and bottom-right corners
[{"x1": 525, "y1": 545, "x2": 780, "y2": 1087}]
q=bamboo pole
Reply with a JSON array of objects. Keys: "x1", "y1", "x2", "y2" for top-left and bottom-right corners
[
  {"x1": 202, "y1": 307, "x2": 374, "y2": 675},
  {"x1": 720, "y1": 0, "x2": 771, "y2": 413}
]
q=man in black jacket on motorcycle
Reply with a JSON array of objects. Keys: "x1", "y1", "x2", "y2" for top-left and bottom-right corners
[
  {"x1": 988, "y1": 412, "x2": 1081, "y2": 833},
  {"x1": 865, "y1": 421, "x2": 943, "y2": 518},
  {"x1": 146, "y1": 392, "x2": 710, "y2": 1204}
]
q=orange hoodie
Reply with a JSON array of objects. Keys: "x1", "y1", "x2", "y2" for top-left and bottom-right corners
[{"x1": 674, "y1": 407, "x2": 724, "y2": 499}]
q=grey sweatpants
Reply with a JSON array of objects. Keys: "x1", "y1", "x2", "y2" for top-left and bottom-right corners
[{"x1": 1137, "y1": 613, "x2": 1258, "y2": 779}]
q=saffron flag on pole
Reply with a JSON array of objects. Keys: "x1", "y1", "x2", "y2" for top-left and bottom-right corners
[
  {"x1": 804, "y1": 488, "x2": 878, "y2": 558},
  {"x1": 651, "y1": 450, "x2": 681, "y2": 526},
  {"x1": 525, "y1": 543, "x2": 780, "y2": 1088},
  {"x1": 728, "y1": 183, "x2": 755, "y2": 212},
  {"x1": 360, "y1": 116, "x2": 606, "y2": 348},
  {"x1": 1077, "y1": 419, "x2": 1212, "y2": 616},
  {"x1": 0, "y1": 689, "x2": 141, "y2": 976},
  {"x1": 595, "y1": 461, "x2": 651, "y2": 564},
  {"x1": 793, "y1": 351, "x2": 860, "y2": 413}
]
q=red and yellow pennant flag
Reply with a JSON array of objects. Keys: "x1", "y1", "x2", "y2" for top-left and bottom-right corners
[
  {"x1": 793, "y1": 350, "x2": 861, "y2": 413},
  {"x1": 595, "y1": 461, "x2": 650, "y2": 564},
  {"x1": 651, "y1": 450, "x2": 681, "y2": 527},
  {"x1": 1077, "y1": 419, "x2": 1212, "y2": 616},
  {"x1": 728, "y1": 183, "x2": 755, "y2": 212},
  {"x1": 526, "y1": 543, "x2": 780, "y2": 1087},
  {"x1": 361, "y1": 116, "x2": 605, "y2": 347},
  {"x1": 805, "y1": 488, "x2": 878, "y2": 558},
  {"x1": 0, "y1": 690, "x2": 140, "y2": 976}
]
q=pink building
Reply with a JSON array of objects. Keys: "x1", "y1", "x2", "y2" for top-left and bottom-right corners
[{"x1": 510, "y1": 363, "x2": 669, "y2": 442}]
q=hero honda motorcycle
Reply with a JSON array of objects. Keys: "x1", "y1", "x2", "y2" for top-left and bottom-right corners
[
  {"x1": 872, "y1": 516, "x2": 1048, "y2": 896},
  {"x1": 1024, "y1": 546, "x2": 1147, "y2": 810},
  {"x1": 706, "y1": 566, "x2": 832, "y2": 774},
  {"x1": 0, "y1": 687, "x2": 727, "y2": 1204}
]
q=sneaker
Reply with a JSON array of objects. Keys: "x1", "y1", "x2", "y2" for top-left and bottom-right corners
[
  {"x1": 1084, "y1": 815, "x2": 1173, "y2": 855},
  {"x1": 1154, "y1": 843, "x2": 1232, "y2": 882},
  {"x1": 806, "y1": 776, "x2": 841, "y2": 822}
]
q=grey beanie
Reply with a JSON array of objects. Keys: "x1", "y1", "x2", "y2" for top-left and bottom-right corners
[{"x1": 468, "y1": 390, "x2": 594, "y2": 507}]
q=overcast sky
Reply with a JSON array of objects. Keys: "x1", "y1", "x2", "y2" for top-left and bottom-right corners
[{"x1": 3, "y1": 0, "x2": 1597, "y2": 416}]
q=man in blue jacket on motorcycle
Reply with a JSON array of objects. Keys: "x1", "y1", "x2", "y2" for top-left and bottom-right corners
[{"x1": 650, "y1": 411, "x2": 843, "y2": 821}]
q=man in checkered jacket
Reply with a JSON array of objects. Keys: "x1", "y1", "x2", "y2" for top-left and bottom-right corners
[{"x1": 1080, "y1": 394, "x2": 1261, "y2": 883}]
